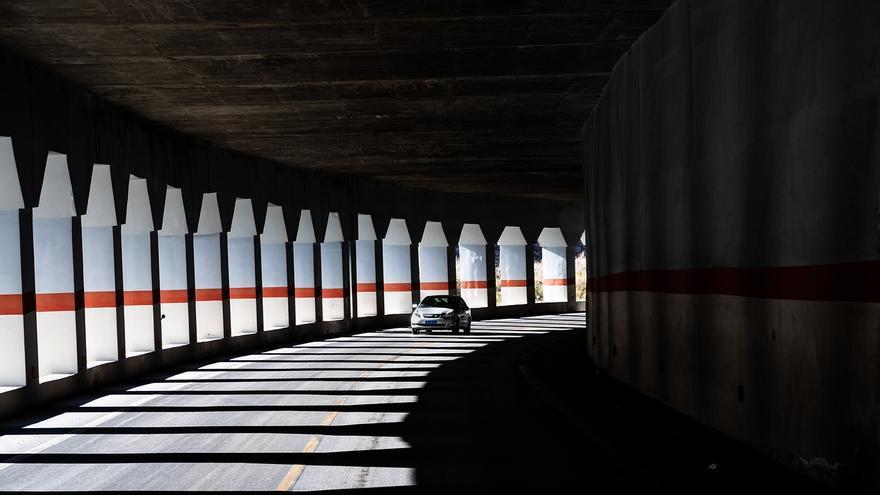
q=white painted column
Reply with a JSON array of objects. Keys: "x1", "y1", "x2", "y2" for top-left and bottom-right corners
[
  {"x1": 33, "y1": 152, "x2": 78, "y2": 382},
  {"x1": 419, "y1": 221, "x2": 448, "y2": 298},
  {"x1": 321, "y1": 212, "x2": 344, "y2": 321},
  {"x1": 122, "y1": 176, "x2": 155, "y2": 356},
  {"x1": 193, "y1": 192, "x2": 223, "y2": 341},
  {"x1": 293, "y1": 209, "x2": 316, "y2": 324},
  {"x1": 498, "y1": 226, "x2": 527, "y2": 305},
  {"x1": 459, "y1": 223, "x2": 488, "y2": 308},
  {"x1": 0, "y1": 137, "x2": 25, "y2": 391},
  {"x1": 260, "y1": 204, "x2": 289, "y2": 330},
  {"x1": 228, "y1": 198, "x2": 257, "y2": 336},
  {"x1": 157, "y1": 187, "x2": 189, "y2": 348},
  {"x1": 81, "y1": 164, "x2": 118, "y2": 366},
  {"x1": 576, "y1": 231, "x2": 587, "y2": 301},
  {"x1": 355, "y1": 214, "x2": 377, "y2": 317},
  {"x1": 382, "y1": 218, "x2": 412, "y2": 314},
  {"x1": 539, "y1": 227, "x2": 569, "y2": 302}
]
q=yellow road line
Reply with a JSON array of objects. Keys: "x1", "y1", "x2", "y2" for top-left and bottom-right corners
[{"x1": 274, "y1": 394, "x2": 351, "y2": 490}]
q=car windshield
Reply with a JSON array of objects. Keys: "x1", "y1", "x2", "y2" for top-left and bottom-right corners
[{"x1": 420, "y1": 296, "x2": 455, "y2": 309}]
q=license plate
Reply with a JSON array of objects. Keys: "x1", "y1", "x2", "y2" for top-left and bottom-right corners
[{"x1": 424, "y1": 319, "x2": 438, "y2": 325}]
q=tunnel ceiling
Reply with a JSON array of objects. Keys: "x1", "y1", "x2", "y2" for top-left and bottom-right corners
[{"x1": 0, "y1": 1, "x2": 671, "y2": 201}]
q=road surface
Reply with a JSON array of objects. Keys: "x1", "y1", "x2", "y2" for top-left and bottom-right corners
[{"x1": 0, "y1": 313, "x2": 588, "y2": 492}]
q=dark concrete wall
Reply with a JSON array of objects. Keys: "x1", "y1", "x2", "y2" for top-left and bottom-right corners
[{"x1": 584, "y1": 0, "x2": 880, "y2": 489}]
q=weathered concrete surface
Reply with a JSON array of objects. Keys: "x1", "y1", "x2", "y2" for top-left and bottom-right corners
[
  {"x1": 584, "y1": 0, "x2": 880, "y2": 489},
  {"x1": 0, "y1": 1, "x2": 673, "y2": 201}
]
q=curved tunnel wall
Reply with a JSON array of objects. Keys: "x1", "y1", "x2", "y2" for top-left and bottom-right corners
[
  {"x1": 584, "y1": 0, "x2": 880, "y2": 486},
  {"x1": 0, "y1": 51, "x2": 585, "y2": 419}
]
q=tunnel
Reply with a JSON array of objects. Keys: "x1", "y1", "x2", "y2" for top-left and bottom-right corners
[{"x1": 0, "y1": 0, "x2": 875, "y2": 492}]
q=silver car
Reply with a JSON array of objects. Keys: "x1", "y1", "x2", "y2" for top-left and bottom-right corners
[{"x1": 410, "y1": 295, "x2": 472, "y2": 334}]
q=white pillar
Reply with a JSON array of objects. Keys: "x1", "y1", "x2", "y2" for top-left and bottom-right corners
[
  {"x1": 33, "y1": 152, "x2": 78, "y2": 382},
  {"x1": 539, "y1": 228, "x2": 569, "y2": 302},
  {"x1": 293, "y1": 210, "x2": 316, "y2": 324},
  {"x1": 228, "y1": 198, "x2": 257, "y2": 336},
  {"x1": 382, "y1": 218, "x2": 411, "y2": 314},
  {"x1": 157, "y1": 186, "x2": 189, "y2": 348},
  {"x1": 498, "y1": 226, "x2": 527, "y2": 305},
  {"x1": 193, "y1": 192, "x2": 223, "y2": 341},
  {"x1": 260, "y1": 204, "x2": 289, "y2": 330},
  {"x1": 0, "y1": 137, "x2": 25, "y2": 390},
  {"x1": 321, "y1": 212, "x2": 344, "y2": 321},
  {"x1": 81, "y1": 164, "x2": 118, "y2": 366},
  {"x1": 122, "y1": 176, "x2": 155, "y2": 355},
  {"x1": 419, "y1": 221, "x2": 448, "y2": 298},
  {"x1": 459, "y1": 223, "x2": 487, "y2": 308},
  {"x1": 355, "y1": 214, "x2": 377, "y2": 317}
]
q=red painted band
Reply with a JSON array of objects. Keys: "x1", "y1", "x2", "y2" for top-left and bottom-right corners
[
  {"x1": 123, "y1": 290, "x2": 153, "y2": 306},
  {"x1": 384, "y1": 282, "x2": 411, "y2": 292},
  {"x1": 357, "y1": 282, "x2": 377, "y2": 292},
  {"x1": 420, "y1": 281, "x2": 448, "y2": 290},
  {"x1": 229, "y1": 287, "x2": 256, "y2": 299},
  {"x1": 322, "y1": 288, "x2": 344, "y2": 298},
  {"x1": 294, "y1": 287, "x2": 315, "y2": 298},
  {"x1": 35, "y1": 292, "x2": 76, "y2": 312},
  {"x1": 500, "y1": 279, "x2": 528, "y2": 288},
  {"x1": 84, "y1": 291, "x2": 116, "y2": 308},
  {"x1": 587, "y1": 261, "x2": 880, "y2": 302},
  {"x1": 195, "y1": 288, "x2": 223, "y2": 302},
  {"x1": 461, "y1": 280, "x2": 488, "y2": 289},
  {"x1": 0, "y1": 294, "x2": 23, "y2": 315},
  {"x1": 544, "y1": 278, "x2": 575, "y2": 286},
  {"x1": 160, "y1": 289, "x2": 189, "y2": 304},
  {"x1": 263, "y1": 286, "x2": 289, "y2": 298}
]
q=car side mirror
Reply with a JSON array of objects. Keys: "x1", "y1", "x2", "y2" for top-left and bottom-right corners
[{"x1": 412, "y1": 304, "x2": 419, "y2": 310}]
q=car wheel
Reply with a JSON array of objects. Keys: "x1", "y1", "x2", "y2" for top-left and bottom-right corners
[
  {"x1": 464, "y1": 322, "x2": 471, "y2": 334},
  {"x1": 426, "y1": 329, "x2": 432, "y2": 334},
  {"x1": 411, "y1": 328, "x2": 419, "y2": 335}
]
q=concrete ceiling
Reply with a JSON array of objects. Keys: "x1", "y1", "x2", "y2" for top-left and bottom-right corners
[{"x1": 0, "y1": 1, "x2": 672, "y2": 202}]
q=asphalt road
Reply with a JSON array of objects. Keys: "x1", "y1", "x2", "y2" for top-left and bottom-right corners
[{"x1": 0, "y1": 313, "x2": 589, "y2": 492}]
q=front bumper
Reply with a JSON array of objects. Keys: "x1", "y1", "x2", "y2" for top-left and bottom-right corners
[{"x1": 410, "y1": 318, "x2": 455, "y2": 330}]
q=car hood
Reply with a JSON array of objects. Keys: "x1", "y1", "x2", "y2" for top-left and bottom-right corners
[{"x1": 417, "y1": 307, "x2": 454, "y2": 315}]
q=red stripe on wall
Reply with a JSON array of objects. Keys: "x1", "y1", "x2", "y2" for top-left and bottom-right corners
[
  {"x1": 0, "y1": 294, "x2": 23, "y2": 315},
  {"x1": 420, "y1": 281, "x2": 448, "y2": 290},
  {"x1": 160, "y1": 289, "x2": 189, "y2": 304},
  {"x1": 84, "y1": 291, "x2": 116, "y2": 308},
  {"x1": 229, "y1": 287, "x2": 256, "y2": 299},
  {"x1": 461, "y1": 280, "x2": 488, "y2": 289},
  {"x1": 357, "y1": 282, "x2": 377, "y2": 292},
  {"x1": 500, "y1": 279, "x2": 527, "y2": 288},
  {"x1": 544, "y1": 278, "x2": 575, "y2": 286},
  {"x1": 294, "y1": 287, "x2": 315, "y2": 298},
  {"x1": 263, "y1": 286, "x2": 289, "y2": 298},
  {"x1": 588, "y1": 261, "x2": 880, "y2": 302},
  {"x1": 35, "y1": 292, "x2": 76, "y2": 312},
  {"x1": 384, "y1": 282, "x2": 411, "y2": 292},
  {"x1": 293, "y1": 287, "x2": 315, "y2": 297},
  {"x1": 322, "y1": 288, "x2": 344, "y2": 298},
  {"x1": 195, "y1": 288, "x2": 223, "y2": 302},
  {"x1": 124, "y1": 290, "x2": 153, "y2": 306}
]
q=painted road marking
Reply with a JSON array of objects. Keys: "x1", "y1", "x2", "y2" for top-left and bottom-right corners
[
  {"x1": 276, "y1": 362, "x2": 391, "y2": 490},
  {"x1": 275, "y1": 396, "x2": 348, "y2": 491}
]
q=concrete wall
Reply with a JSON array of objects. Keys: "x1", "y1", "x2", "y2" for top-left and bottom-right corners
[{"x1": 584, "y1": 0, "x2": 880, "y2": 488}]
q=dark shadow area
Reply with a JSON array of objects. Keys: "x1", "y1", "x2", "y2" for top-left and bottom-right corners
[{"x1": 520, "y1": 329, "x2": 832, "y2": 494}]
